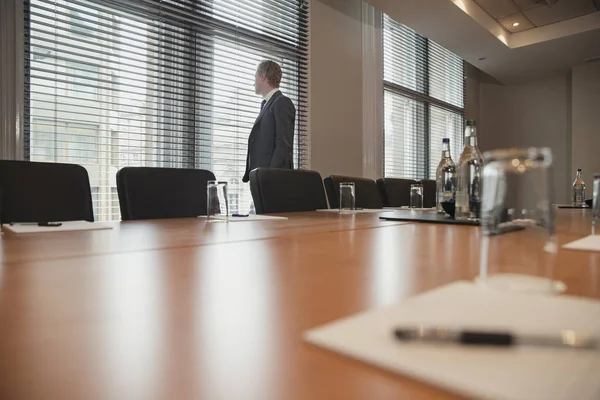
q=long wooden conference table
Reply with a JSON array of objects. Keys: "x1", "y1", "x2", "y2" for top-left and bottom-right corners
[{"x1": 0, "y1": 210, "x2": 598, "y2": 399}]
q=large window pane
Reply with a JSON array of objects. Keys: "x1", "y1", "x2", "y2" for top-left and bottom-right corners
[
  {"x1": 25, "y1": 0, "x2": 308, "y2": 221},
  {"x1": 383, "y1": 13, "x2": 464, "y2": 180},
  {"x1": 429, "y1": 106, "x2": 463, "y2": 179},
  {"x1": 384, "y1": 90, "x2": 426, "y2": 179},
  {"x1": 429, "y1": 41, "x2": 464, "y2": 108}
]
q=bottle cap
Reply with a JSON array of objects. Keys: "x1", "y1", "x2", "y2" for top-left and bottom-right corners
[
  {"x1": 442, "y1": 138, "x2": 450, "y2": 143},
  {"x1": 466, "y1": 119, "x2": 476, "y2": 126},
  {"x1": 595, "y1": 173, "x2": 600, "y2": 179},
  {"x1": 577, "y1": 168, "x2": 582, "y2": 171}
]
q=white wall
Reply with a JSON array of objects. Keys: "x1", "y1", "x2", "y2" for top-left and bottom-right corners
[
  {"x1": 479, "y1": 73, "x2": 572, "y2": 203},
  {"x1": 310, "y1": 0, "x2": 364, "y2": 178},
  {"x1": 571, "y1": 61, "x2": 600, "y2": 180}
]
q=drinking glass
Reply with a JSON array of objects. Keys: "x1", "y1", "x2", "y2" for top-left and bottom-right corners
[
  {"x1": 207, "y1": 180, "x2": 228, "y2": 219},
  {"x1": 593, "y1": 173, "x2": 600, "y2": 234},
  {"x1": 339, "y1": 182, "x2": 356, "y2": 211},
  {"x1": 477, "y1": 147, "x2": 565, "y2": 294},
  {"x1": 410, "y1": 184, "x2": 423, "y2": 209}
]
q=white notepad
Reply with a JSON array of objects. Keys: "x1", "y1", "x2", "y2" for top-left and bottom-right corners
[
  {"x1": 305, "y1": 281, "x2": 600, "y2": 400},
  {"x1": 199, "y1": 215, "x2": 288, "y2": 221},
  {"x1": 2, "y1": 221, "x2": 112, "y2": 234},
  {"x1": 563, "y1": 235, "x2": 600, "y2": 252},
  {"x1": 316, "y1": 209, "x2": 388, "y2": 214},
  {"x1": 393, "y1": 206, "x2": 437, "y2": 212}
]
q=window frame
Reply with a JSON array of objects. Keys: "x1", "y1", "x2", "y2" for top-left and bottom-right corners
[{"x1": 382, "y1": 15, "x2": 465, "y2": 180}]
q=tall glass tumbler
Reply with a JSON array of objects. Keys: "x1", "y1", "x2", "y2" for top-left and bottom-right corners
[
  {"x1": 339, "y1": 182, "x2": 356, "y2": 211},
  {"x1": 410, "y1": 184, "x2": 423, "y2": 209},
  {"x1": 593, "y1": 173, "x2": 600, "y2": 234},
  {"x1": 207, "y1": 180, "x2": 229, "y2": 219},
  {"x1": 477, "y1": 147, "x2": 565, "y2": 294}
]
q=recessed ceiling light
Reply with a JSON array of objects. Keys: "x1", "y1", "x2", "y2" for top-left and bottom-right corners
[{"x1": 512, "y1": 22, "x2": 520, "y2": 27}]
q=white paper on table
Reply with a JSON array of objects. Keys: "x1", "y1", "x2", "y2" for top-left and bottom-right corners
[
  {"x1": 563, "y1": 235, "x2": 600, "y2": 252},
  {"x1": 2, "y1": 220, "x2": 112, "y2": 234},
  {"x1": 199, "y1": 215, "x2": 288, "y2": 221},
  {"x1": 392, "y1": 206, "x2": 437, "y2": 212},
  {"x1": 304, "y1": 281, "x2": 600, "y2": 400},
  {"x1": 316, "y1": 209, "x2": 388, "y2": 214}
]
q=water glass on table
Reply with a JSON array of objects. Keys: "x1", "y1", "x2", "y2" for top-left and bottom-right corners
[
  {"x1": 339, "y1": 182, "x2": 356, "y2": 211},
  {"x1": 477, "y1": 147, "x2": 565, "y2": 295},
  {"x1": 593, "y1": 173, "x2": 600, "y2": 234},
  {"x1": 207, "y1": 180, "x2": 229, "y2": 219},
  {"x1": 410, "y1": 184, "x2": 423, "y2": 209}
]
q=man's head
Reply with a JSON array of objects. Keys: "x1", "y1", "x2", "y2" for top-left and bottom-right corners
[{"x1": 254, "y1": 60, "x2": 282, "y2": 96}]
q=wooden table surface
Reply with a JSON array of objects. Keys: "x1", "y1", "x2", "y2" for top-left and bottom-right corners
[{"x1": 0, "y1": 209, "x2": 598, "y2": 399}]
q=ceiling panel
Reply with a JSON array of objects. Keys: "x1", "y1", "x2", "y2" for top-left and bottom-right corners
[
  {"x1": 499, "y1": 12, "x2": 535, "y2": 32},
  {"x1": 513, "y1": 0, "x2": 544, "y2": 11},
  {"x1": 524, "y1": 0, "x2": 599, "y2": 26},
  {"x1": 474, "y1": 0, "x2": 519, "y2": 19}
]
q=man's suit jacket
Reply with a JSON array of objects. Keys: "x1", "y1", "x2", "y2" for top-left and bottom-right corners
[{"x1": 242, "y1": 90, "x2": 296, "y2": 183}]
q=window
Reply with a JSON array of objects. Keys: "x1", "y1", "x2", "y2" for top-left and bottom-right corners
[
  {"x1": 65, "y1": 61, "x2": 100, "y2": 100},
  {"x1": 383, "y1": 14, "x2": 464, "y2": 180},
  {"x1": 31, "y1": 119, "x2": 99, "y2": 164},
  {"x1": 25, "y1": 0, "x2": 308, "y2": 221}
]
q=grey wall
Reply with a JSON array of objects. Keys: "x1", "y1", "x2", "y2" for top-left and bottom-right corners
[
  {"x1": 310, "y1": 0, "x2": 364, "y2": 178},
  {"x1": 479, "y1": 73, "x2": 572, "y2": 203},
  {"x1": 465, "y1": 63, "x2": 481, "y2": 123},
  {"x1": 571, "y1": 61, "x2": 600, "y2": 181},
  {"x1": 478, "y1": 61, "x2": 600, "y2": 203}
]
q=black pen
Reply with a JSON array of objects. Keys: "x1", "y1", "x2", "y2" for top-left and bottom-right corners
[
  {"x1": 231, "y1": 214, "x2": 249, "y2": 217},
  {"x1": 9, "y1": 222, "x2": 63, "y2": 227},
  {"x1": 394, "y1": 327, "x2": 598, "y2": 349}
]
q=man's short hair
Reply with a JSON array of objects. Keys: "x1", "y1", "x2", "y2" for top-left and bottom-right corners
[{"x1": 257, "y1": 60, "x2": 282, "y2": 88}]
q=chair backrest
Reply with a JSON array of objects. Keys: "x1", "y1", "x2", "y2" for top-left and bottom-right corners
[
  {"x1": 116, "y1": 166, "x2": 216, "y2": 220},
  {"x1": 420, "y1": 179, "x2": 437, "y2": 208},
  {"x1": 376, "y1": 178, "x2": 418, "y2": 207},
  {"x1": 0, "y1": 160, "x2": 94, "y2": 223},
  {"x1": 249, "y1": 168, "x2": 328, "y2": 214},
  {"x1": 323, "y1": 175, "x2": 383, "y2": 209}
]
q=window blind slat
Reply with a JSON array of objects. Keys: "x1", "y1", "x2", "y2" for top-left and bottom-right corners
[
  {"x1": 25, "y1": 0, "x2": 308, "y2": 221},
  {"x1": 383, "y1": 14, "x2": 464, "y2": 181}
]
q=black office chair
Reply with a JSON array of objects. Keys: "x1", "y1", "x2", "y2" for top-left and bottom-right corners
[
  {"x1": 323, "y1": 175, "x2": 383, "y2": 209},
  {"x1": 0, "y1": 160, "x2": 94, "y2": 223},
  {"x1": 116, "y1": 166, "x2": 216, "y2": 220},
  {"x1": 420, "y1": 179, "x2": 437, "y2": 208},
  {"x1": 249, "y1": 168, "x2": 328, "y2": 214},
  {"x1": 377, "y1": 177, "x2": 418, "y2": 207}
]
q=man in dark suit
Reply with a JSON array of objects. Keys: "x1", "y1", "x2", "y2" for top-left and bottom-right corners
[{"x1": 242, "y1": 60, "x2": 296, "y2": 183}]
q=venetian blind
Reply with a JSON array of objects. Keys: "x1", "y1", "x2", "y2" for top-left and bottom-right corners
[
  {"x1": 24, "y1": 0, "x2": 309, "y2": 220},
  {"x1": 382, "y1": 14, "x2": 464, "y2": 180}
]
